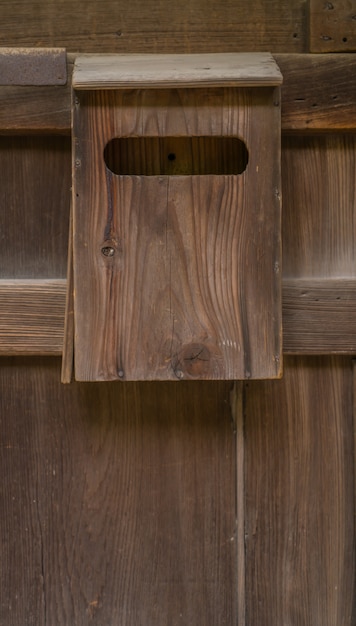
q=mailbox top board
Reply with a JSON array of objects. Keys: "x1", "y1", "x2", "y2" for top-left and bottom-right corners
[{"x1": 72, "y1": 52, "x2": 283, "y2": 90}]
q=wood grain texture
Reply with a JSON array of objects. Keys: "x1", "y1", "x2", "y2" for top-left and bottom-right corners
[
  {"x1": 0, "y1": 56, "x2": 74, "y2": 133},
  {"x1": 0, "y1": 85, "x2": 72, "y2": 133},
  {"x1": 0, "y1": 358, "x2": 236, "y2": 625},
  {"x1": 230, "y1": 382, "x2": 246, "y2": 626},
  {"x1": 275, "y1": 53, "x2": 356, "y2": 132},
  {"x1": 282, "y1": 134, "x2": 356, "y2": 279},
  {"x1": 0, "y1": 280, "x2": 66, "y2": 355},
  {"x1": 0, "y1": 135, "x2": 71, "y2": 279},
  {"x1": 0, "y1": 0, "x2": 306, "y2": 53},
  {"x1": 310, "y1": 0, "x2": 356, "y2": 52},
  {"x1": 353, "y1": 362, "x2": 356, "y2": 625},
  {"x1": 61, "y1": 203, "x2": 74, "y2": 382},
  {"x1": 1, "y1": 54, "x2": 355, "y2": 133},
  {"x1": 72, "y1": 87, "x2": 282, "y2": 380},
  {"x1": 283, "y1": 278, "x2": 356, "y2": 354},
  {"x1": 244, "y1": 356, "x2": 355, "y2": 625},
  {"x1": 4, "y1": 277, "x2": 356, "y2": 356},
  {"x1": 73, "y1": 53, "x2": 283, "y2": 89}
]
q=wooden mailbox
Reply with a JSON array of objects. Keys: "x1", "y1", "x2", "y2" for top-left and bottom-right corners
[{"x1": 67, "y1": 53, "x2": 283, "y2": 381}]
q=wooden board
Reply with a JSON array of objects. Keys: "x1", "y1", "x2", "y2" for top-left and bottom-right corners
[
  {"x1": 3, "y1": 277, "x2": 356, "y2": 356},
  {"x1": 73, "y1": 53, "x2": 283, "y2": 89},
  {"x1": 0, "y1": 135, "x2": 354, "y2": 357},
  {"x1": 310, "y1": 0, "x2": 356, "y2": 52},
  {"x1": 0, "y1": 136, "x2": 71, "y2": 279},
  {"x1": 0, "y1": 280, "x2": 66, "y2": 355},
  {"x1": 230, "y1": 382, "x2": 246, "y2": 625},
  {"x1": 282, "y1": 134, "x2": 356, "y2": 279},
  {"x1": 72, "y1": 87, "x2": 282, "y2": 380},
  {"x1": 0, "y1": 0, "x2": 306, "y2": 53},
  {"x1": 0, "y1": 3, "x2": 354, "y2": 625},
  {"x1": 0, "y1": 55, "x2": 75, "y2": 133},
  {"x1": 1, "y1": 54, "x2": 355, "y2": 133},
  {"x1": 275, "y1": 53, "x2": 356, "y2": 132},
  {"x1": 61, "y1": 204, "x2": 74, "y2": 382},
  {"x1": 0, "y1": 358, "x2": 236, "y2": 625},
  {"x1": 283, "y1": 278, "x2": 356, "y2": 354},
  {"x1": 244, "y1": 356, "x2": 355, "y2": 625},
  {"x1": 353, "y1": 362, "x2": 356, "y2": 626}
]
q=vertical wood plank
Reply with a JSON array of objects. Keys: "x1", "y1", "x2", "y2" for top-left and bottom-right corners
[
  {"x1": 244, "y1": 356, "x2": 355, "y2": 625},
  {"x1": 352, "y1": 361, "x2": 356, "y2": 625},
  {"x1": 282, "y1": 134, "x2": 356, "y2": 279},
  {"x1": 61, "y1": 203, "x2": 74, "y2": 382},
  {"x1": 0, "y1": 136, "x2": 71, "y2": 279},
  {"x1": 0, "y1": 358, "x2": 237, "y2": 625},
  {"x1": 231, "y1": 382, "x2": 246, "y2": 626}
]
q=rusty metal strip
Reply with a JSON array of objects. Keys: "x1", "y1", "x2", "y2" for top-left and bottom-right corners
[{"x1": 0, "y1": 47, "x2": 67, "y2": 86}]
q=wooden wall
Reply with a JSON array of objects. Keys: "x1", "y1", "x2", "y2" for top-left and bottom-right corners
[{"x1": 0, "y1": 1, "x2": 355, "y2": 624}]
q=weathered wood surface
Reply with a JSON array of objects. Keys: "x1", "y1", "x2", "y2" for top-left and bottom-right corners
[
  {"x1": 0, "y1": 0, "x2": 306, "y2": 53},
  {"x1": 4, "y1": 278, "x2": 356, "y2": 356},
  {"x1": 0, "y1": 135, "x2": 71, "y2": 279},
  {"x1": 0, "y1": 47, "x2": 67, "y2": 86},
  {"x1": 72, "y1": 87, "x2": 281, "y2": 380},
  {"x1": 0, "y1": 280, "x2": 66, "y2": 355},
  {"x1": 244, "y1": 356, "x2": 355, "y2": 625},
  {"x1": 0, "y1": 133, "x2": 355, "y2": 356},
  {"x1": 1, "y1": 54, "x2": 355, "y2": 133},
  {"x1": 276, "y1": 53, "x2": 356, "y2": 131},
  {"x1": 73, "y1": 53, "x2": 283, "y2": 89},
  {"x1": 0, "y1": 57, "x2": 74, "y2": 133},
  {"x1": 0, "y1": 0, "x2": 354, "y2": 624},
  {"x1": 309, "y1": 0, "x2": 356, "y2": 52},
  {"x1": 282, "y1": 134, "x2": 356, "y2": 279},
  {"x1": 0, "y1": 358, "x2": 236, "y2": 625},
  {"x1": 283, "y1": 279, "x2": 356, "y2": 354},
  {"x1": 231, "y1": 382, "x2": 246, "y2": 626},
  {"x1": 353, "y1": 362, "x2": 356, "y2": 626},
  {"x1": 61, "y1": 203, "x2": 74, "y2": 382}
]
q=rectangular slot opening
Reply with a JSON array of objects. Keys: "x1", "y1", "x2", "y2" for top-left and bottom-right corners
[{"x1": 104, "y1": 136, "x2": 248, "y2": 176}]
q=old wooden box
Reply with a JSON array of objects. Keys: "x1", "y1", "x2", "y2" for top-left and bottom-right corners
[{"x1": 69, "y1": 53, "x2": 283, "y2": 381}]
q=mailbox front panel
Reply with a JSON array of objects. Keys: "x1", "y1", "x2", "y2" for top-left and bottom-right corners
[{"x1": 72, "y1": 87, "x2": 281, "y2": 380}]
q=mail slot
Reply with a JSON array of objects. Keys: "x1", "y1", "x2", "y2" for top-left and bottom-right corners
[
  {"x1": 104, "y1": 136, "x2": 249, "y2": 176},
  {"x1": 66, "y1": 53, "x2": 283, "y2": 381}
]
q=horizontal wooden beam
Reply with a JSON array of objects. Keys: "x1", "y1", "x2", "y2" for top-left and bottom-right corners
[
  {"x1": 0, "y1": 54, "x2": 355, "y2": 133},
  {"x1": 1, "y1": 278, "x2": 356, "y2": 357}
]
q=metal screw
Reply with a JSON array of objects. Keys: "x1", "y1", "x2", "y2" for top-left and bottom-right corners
[
  {"x1": 101, "y1": 246, "x2": 115, "y2": 257},
  {"x1": 175, "y1": 369, "x2": 184, "y2": 379}
]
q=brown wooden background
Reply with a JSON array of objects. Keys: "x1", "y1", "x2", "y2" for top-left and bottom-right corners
[{"x1": 0, "y1": 1, "x2": 355, "y2": 624}]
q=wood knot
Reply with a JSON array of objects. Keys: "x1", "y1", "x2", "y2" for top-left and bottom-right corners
[{"x1": 173, "y1": 343, "x2": 214, "y2": 379}]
